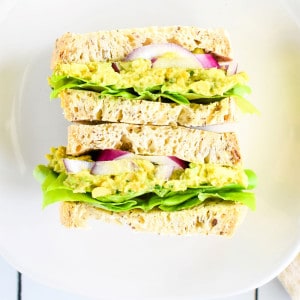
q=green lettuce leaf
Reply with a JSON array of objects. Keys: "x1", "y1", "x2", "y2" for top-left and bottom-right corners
[
  {"x1": 34, "y1": 165, "x2": 256, "y2": 212},
  {"x1": 228, "y1": 85, "x2": 260, "y2": 114},
  {"x1": 49, "y1": 74, "x2": 257, "y2": 113}
]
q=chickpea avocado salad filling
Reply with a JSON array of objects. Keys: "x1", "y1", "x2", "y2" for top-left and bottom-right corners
[
  {"x1": 33, "y1": 147, "x2": 257, "y2": 212},
  {"x1": 49, "y1": 57, "x2": 258, "y2": 115}
]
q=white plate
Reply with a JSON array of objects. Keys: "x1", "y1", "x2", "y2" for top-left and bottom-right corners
[{"x1": 0, "y1": 0, "x2": 299, "y2": 299}]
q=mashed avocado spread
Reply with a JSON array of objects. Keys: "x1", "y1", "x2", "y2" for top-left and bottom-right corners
[
  {"x1": 48, "y1": 59, "x2": 259, "y2": 114},
  {"x1": 34, "y1": 147, "x2": 257, "y2": 212},
  {"x1": 52, "y1": 59, "x2": 247, "y2": 95}
]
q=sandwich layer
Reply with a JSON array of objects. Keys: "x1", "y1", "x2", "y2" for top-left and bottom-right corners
[
  {"x1": 60, "y1": 89, "x2": 239, "y2": 126},
  {"x1": 51, "y1": 26, "x2": 231, "y2": 68},
  {"x1": 50, "y1": 59, "x2": 250, "y2": 105},
  {"x1": 60, "y1": 200, "x2": 248, "y2": 236},
  {"x1": 35, "y1": 146, "x2": 256, "y2": 214},
  {"x1": 67, "y1": 123, "x2": 241, "y2": 166}
]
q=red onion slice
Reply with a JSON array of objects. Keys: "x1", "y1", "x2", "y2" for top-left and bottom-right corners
[
  {"x1": 63, "y1": 158, "x2": 95, "y2": 174},
  {"x1": 135, "y1": 155, "x2": 186, "y2": 169},
  {"x1": 95, "y1": 149, "x2": 131, "y2": 161},
  {"x1": 113, "y1": 153, "x2": 135, "y2": 160},
  {"x1": 226, "y1": 61, "x2": 238, "y2": 75},
  {"x1": 168, "y1": 156, "x2": 188, "y2": 169},
  {"x1": 155, "y1": 165, "x2": 175, "y2": 180},
  {"x1": 124, "y1": 43, "x2": 225, "y2": 70},
  {"x1": 91, "y1": 160, "x2": 138, "y2": 175},
  {"x1": 125, "y1": 43, "x2": 193, "y2": 61},
  {"x1": 219, "y1": 61, "x2": 238, "y2": 75},
  {"x1": 64, "y1": 148, "x2": 188, "y2": 177},
  {"x1": 125, "y1": 43, "x2": 202, "y2": 69},
  {"x1": 99, "y1": 151, "x2": 187, "y2": 169},
  {"x1": 195, "y1": 54, "x2": 219, "y2": 69}
]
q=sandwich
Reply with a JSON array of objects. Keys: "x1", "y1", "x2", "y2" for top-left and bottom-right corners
[{"x1": 34, "y1": 26, "x2": 258, "y2": 236}]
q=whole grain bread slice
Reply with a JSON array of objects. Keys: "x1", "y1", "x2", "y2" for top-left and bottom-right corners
[
  {"x1": 51, "y1": 26, "x2": 231, "y2": 69},
  {"x1": 60, "y1": 200, "x2": 248, "y2": 236},
  {"x1": 60, "y1": 89, "x2": 239, "y2": 127},
  {"x1": 67, "y1": 123, "x2": 241, "y2": 166}
]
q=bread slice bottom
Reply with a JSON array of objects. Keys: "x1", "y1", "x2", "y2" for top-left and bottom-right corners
[
  {"x1": 60, "y1": 201, "x2": 248, "y2": 236},
  {"x1": 60, "y1": 89, "x2": 238, "y2": 127}
]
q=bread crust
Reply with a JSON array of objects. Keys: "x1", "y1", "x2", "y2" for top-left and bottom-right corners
[
  {"x1": 67, "y1": 123, "x2": 241, "y2": 166},
  {"x1": 60, "y1": 89, "x2": 239, "y2": 127},
  {"x1": 60, "y1": 201, "x2": 248, "y2": 236},
  {"x1": 278, "y1": 253, "x2": 300, "y2": 299},
  {"x1": 51, "y1": 26, "x2": 231, "y2": 69}
]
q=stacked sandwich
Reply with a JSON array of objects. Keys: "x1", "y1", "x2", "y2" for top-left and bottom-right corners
[{"x1": 34, "y1": 26, "x2": 258, "y2": 236}]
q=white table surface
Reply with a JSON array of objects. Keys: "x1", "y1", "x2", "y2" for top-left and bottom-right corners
[{"x1": 0, "y1": 254, "x2": 291, "y2": 300}]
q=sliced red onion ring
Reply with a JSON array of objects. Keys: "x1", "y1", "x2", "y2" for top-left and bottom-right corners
[
  {"x1": 113, "y1": 153, "x2": 135, "y2": 160},
  {"x1": 155, "y1": 165, "x2": 175, "y2": 180},
  {"x1": 168, "y1": 156, "x2": 188, "y2": 169},
  {"x1": 63, "y1": 158, "x2": 95, "y2": 174},
  {"x1": 219, "y1": 61, "x2": 238, "y2": 75},
  {"x1": 102, "y1": 150, "x2": 187, "y2": 169},
  {"x1": 95, "y1": 149, "x2": 131, "y2": 161},
  {"x1": 65, "y1": 148, "x2": 187, "y2": 176},
  {"x1": 195, "y1": 54, "x2": 219, "y2": 69},
  {"x1": 95, "y1": 150, "x2": 186, "y2": 168},
  {"x1": 125, "y1": 43, "x2": 202, "y2": 69},
  {"x1": 125, "y1": 43, "x2": 194, "y2": 61},
  {"x1": 135, "y1": 154, "x2": 186, "y2": 169},
  {"x1": 226, "y1": 61, "x2": 238, "y2": 75},
  {"x1": 91, "y1": 160, "x2": 138, "y2": 175}
]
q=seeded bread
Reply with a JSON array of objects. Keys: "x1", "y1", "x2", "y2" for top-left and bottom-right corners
[
  {"x1": 60, "y1": 200, "x2": 248, "y2": 236},
  {"x1": 51, "y1": 26, "x2": 231, "y2": 69},
  {"x1": 60, "y1": 89, "x2": 239, "y2": 127},
  {"x1": 67, "y1": 123, "x2": 241, "y2": 166}
]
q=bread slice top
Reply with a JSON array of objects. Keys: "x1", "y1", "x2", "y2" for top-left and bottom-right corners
[
  {"x1": 51, "y1": 26, "x2": 231, "y2": 68},
  {"x1": 67, "y1": 123, "x2": 242, "y2": 166}
]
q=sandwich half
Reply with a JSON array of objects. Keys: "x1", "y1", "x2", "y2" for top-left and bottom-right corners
[{"x1": 34, "y1": 26, "x2": 257, "y2": 236}]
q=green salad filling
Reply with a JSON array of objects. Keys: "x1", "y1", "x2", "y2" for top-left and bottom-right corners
[
  {"x1": 34, "y1": 147, "x2": 257, "y2": 212},
  {"x1": 49, "y1": 59, "x2": 259, "y2": 114}
]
